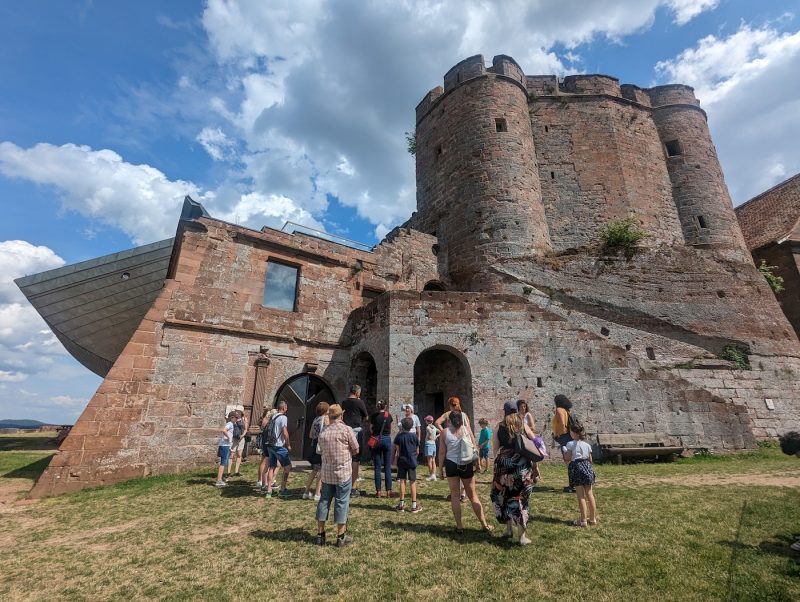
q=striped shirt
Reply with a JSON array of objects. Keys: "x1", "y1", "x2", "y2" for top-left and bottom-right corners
[{"x1": 319, "y1": 419, "x2": 359, "y2": 485}]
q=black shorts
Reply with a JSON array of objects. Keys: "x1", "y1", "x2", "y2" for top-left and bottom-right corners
[
  {"x1": 397, "y1": 465, "x2": 417, "y2": 481},
  {"x1": 444, "y1": 459, "x2": 474, "y2": 480}
]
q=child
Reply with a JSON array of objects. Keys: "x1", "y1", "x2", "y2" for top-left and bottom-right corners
[
  {"x1": 257, "y1": 408, "x2": 277, "y2": 489},
  {"x1": 477, "y1": 418, "x2": 492, "y2": 473},
  {"x1": 424, "y1": 415, "x2": 439, "y2": 480},
  {"x1": 393, "y1": 417, "x2": 421, "y2": 513},
  {"x1": 563, "y1": 424, "x2": 597, "y2": 526},
  {"x1": 215, "y1": 411, "x2": 236, "y2": 487}
]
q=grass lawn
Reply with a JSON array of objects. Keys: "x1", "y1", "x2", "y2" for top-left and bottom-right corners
[{"x1": 0, "y1": 434, "x2": 798, "y2": 601}]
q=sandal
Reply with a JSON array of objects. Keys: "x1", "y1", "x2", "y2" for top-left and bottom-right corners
[
  {"x1": 588, "y1": 517, "x2": 599, "y2": 526},
  {"x1": 481, "y1": 523, "x2": 495, "y2": 533},
  {"x1": 572, "y1": 519, "x2": 587, "y2": 528}
]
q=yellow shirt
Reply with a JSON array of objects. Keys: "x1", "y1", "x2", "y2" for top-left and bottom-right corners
[{"x1": 551, "y1": 408, "x2": 568, "y2": 437}]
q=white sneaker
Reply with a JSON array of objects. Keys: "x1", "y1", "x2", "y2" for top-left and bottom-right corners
[
  {"x1": 215, "y1": 480, "x2": 228, "y2": 488},
  {"x1": 302, "y1": 491, "x2": 309, "y2": 500},
  {"x1": 431, "y1": 475, "x2": 437, "y2": 481},
  {"x1": 256, "y1": 481, "x2": 262, "y2": 488},
  {"x1": 313, "y1": 494, "x2": 321, "y2": 501}
]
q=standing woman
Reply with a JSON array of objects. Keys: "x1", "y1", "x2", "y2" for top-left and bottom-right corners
[
  {"x1": 434, "y1": 396, "x2": 475, "y2": 480},
  {"x1": 517, "y1": 399, "x2": 540, "y2": 483},
  {"x1": 552, "y1": 394, "x2": 575, "y2": 493},
  {"x1": 437, "y1": 411, "x2": 493, "y2": 534},
  {"x1": 303, "y1": 401, "x2": 330, "y2": 500},
  {"x1": 369, "y1": 400, "x2": 393, "y2": 497},
  {"x1": 491, "y1": 401, "x2": 535, "y2": 544}
]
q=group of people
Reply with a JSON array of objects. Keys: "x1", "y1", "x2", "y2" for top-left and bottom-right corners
[{"x1": 214, "y1": 384, "x2": 599, "y2": 547}]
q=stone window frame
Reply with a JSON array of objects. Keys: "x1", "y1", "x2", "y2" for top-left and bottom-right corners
[
  {"x1": 262, "y1": 258, "x2": 301, "y2": 312},
  {"x1": 495, "y1": 117, "x2": 508, "y2": 132},
  {"x1": 664, "y1": 139, "x2": 682, "y2": 157}
]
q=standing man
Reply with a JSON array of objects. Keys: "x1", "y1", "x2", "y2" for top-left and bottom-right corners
[
  {"x1": 315, "y1": 404, "x2": 359, "y2": 547},
  {"x1": 342, "y1": 384, "x2": 367, "y2": 497},
  {"x1": 228, "y1": 409, "x2": 248, "y2": 477},
  {"x1": 265, "y1": 400, "x2": 293, "y2": 498}
]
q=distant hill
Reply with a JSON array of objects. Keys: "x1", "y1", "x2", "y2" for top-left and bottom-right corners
[{"x1": 0, "y1": 419, "x2": 52, "y2": 429}]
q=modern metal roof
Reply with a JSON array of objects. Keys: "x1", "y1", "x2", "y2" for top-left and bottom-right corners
[{"x1": 15, "y1": 238, "x2": 175, "y2": 377}]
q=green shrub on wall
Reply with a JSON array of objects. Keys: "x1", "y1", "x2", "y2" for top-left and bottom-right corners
[
  {"x1": 757, "y1": 259, "x2": 785, "y2": 294},
  {"x1": 599, "y1": 217, "x2": 646, "y2": 251}
]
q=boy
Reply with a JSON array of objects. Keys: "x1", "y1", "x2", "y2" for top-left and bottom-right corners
[
  {"x1": 424, "y1": 415, "x2": 438, "y2": 480},
  {"x1": 393, "y1": 417, "x2": 421, "y2": 513},
  {"x1": 216, "y1": 411, "x2": 236, "y2": 487},
  {"x1": 477, "y1": 418, "x2": 492, "y2": 473}
]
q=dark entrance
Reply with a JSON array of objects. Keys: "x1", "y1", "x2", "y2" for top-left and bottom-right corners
[
  {"x1": 413, "y1": 346, "x2": 473, "y2": 428},
  {"x1": 350, "y1": 351, "x2": 378, "y2": 414},
  {"x1": 274, "y1": 374, "x2": 335, "y2": 460}
]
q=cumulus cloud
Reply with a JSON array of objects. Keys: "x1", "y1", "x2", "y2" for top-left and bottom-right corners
[
  {"x1": 0, "y1": 240, "x2": 64, "y2": 304},
  {"x1": 197, "y1": 0, "x2": 720, "y2": 240},
  {"x1": 196, "y1": 126, "x2": 237, "y2": 161},
  {"x1": 655, "y1": 23, "x2": 800, "y2": 202}
]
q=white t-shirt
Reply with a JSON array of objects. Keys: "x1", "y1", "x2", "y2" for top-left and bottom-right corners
[
  {"x1": 271, "y1": 414, "x2": 288, "y2": 447},
  {"x1": 444, "y1": 428, "x2": 467, "y2": 463},
  {"x1": 219, "y1": 421, "x2": 233, "y2": 447},
  {"x1": 566, "y1": 439, "x2": 592, "y2": 461}
]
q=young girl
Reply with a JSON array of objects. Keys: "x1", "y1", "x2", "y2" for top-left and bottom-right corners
[
  {"x1": 303, "y1": 401, "x2": 330, "y2": 500},
  {"x1": 424, "y1": 415, "x2": 439, "y2": 480},
  {"x1": 563, "y1": 424, "x2": 598, "y2": 527}
]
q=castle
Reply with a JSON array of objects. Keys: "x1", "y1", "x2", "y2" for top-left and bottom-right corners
[{"x1": 18, "y1": 55, "x2": 800, "y2": 497}]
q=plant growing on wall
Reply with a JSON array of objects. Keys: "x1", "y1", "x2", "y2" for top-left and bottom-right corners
[
  {"x1": 599, "y1": 217, "x2": 646, "y2": 251},
  {"x1": 405, "y1": 130, "x2": 416, "y2": 155},
  {"x1": 757, "y1": 259, "x2": 785, "y2": 294},
  {"x1": 719, "y1": 343, "x2": 750, "y2": 370}
]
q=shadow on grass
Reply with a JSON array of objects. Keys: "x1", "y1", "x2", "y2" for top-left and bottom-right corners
[
  {"x1": 251, "y1": 527, "x2": 311, "y2": 544},
  {"x1": 185, "y1": 477, "x2": 266, "y2": 498},
  {"x1": 2, "y1": 454, "x2": 54, "y2": 479},
  {"x1": 379, "y1": 519, "x2": 514, "y2": 547},
  {"x1": 529, "y1": 514, "x2": 574, "y2": 526},
  {"x1": 0, "y1": 436, "x2": 59, "y2": 452}
]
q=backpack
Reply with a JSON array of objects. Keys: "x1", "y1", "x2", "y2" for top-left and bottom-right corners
[
  {"x1": 233, "y1": 419, "x2": 244, "y2": 440},
  {"x1": 265, "y1": 414, "x2": 280, "y2": 446},
  {"x1": 567, "y1": 410, "x2": 581, "y2": 434}
]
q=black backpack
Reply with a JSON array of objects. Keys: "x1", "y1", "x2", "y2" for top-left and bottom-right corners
[
  {"x1": 567, "y1": 410, "x2": 582, "y2": 433},
  {"x1": 233, "y1": 419, "x2": 244, "y2": 440}
]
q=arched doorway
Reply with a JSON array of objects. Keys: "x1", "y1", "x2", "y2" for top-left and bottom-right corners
[
  {"x1": 274, "y1": 374, "x2": 335, "y2": 460},
  {"x1": 350, "y1": 351, "x2": 378, "y2": 414},
  {"x1": 423, "y1": 280, "x2": 446, "y2": 291},
  {"x1": 413, "y1": 346, "x2": 473, "y2": 428}
]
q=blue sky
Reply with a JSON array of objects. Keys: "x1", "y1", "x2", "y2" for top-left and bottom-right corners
[{"x1": 1, "y1": 0, "x2": 799, "y2": 423}]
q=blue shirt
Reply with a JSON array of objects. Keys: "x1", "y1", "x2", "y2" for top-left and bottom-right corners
[{"x1": 393, "y1": 431, "x2": 418, "y2": 468}]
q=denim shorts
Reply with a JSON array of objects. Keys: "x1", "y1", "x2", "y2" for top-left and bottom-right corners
[
  {"x1": 425, "y1": 441, "x2": 436, "y2": 458},
  {"x1": 267, "y1": 445, "x2": 291, "y2": 468},
  {"x1": 479, "y1": 446, "x2": 490, "y2": 459},
  {"x1": 316, "y1": 480, "x2": 352, "y2": 525},
  {"x1": 218, "y1": 445, "x2": 231, "y2": 466}
]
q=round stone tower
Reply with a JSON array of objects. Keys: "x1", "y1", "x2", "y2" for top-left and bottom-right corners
[
  {"x1": 648, "y1": 85, "x2": 748, "y2": 250},
  {"x1": 414, "y1": 55, "x2": 550, "y2": 291}
]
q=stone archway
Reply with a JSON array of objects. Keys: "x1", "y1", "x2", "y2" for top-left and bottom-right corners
[
  {"x1": 350, "y1": 351, "x2": 378, "y2": 414},
  {"x1": 413, "y1": 346, "x2": 473, "y2": 427},
  {"x1": 274, "y1": 374, "x2": 335, "y2": 460}
]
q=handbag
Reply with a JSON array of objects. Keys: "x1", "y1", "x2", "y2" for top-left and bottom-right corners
[
  {"x1": 515, "y1": 433, "x2": 544, "y2": 462},
  {"x1": 458, "y1": 431, "x2": 478, "y2": 464},
  {"x1": 368, "y1": 411, "x2": 388, "y2": 449}
]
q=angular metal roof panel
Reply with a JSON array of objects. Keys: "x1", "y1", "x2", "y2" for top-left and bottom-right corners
[{"x1": 15, "y1": 238, "x2": 174, "y2": 377}]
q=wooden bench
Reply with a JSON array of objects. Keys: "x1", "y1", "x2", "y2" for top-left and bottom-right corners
[{"x1": 596, "y1": 433, "x2": 683, "y2": 465}]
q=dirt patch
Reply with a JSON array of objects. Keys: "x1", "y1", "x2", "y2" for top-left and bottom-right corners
[{"x1": 604, "y1": 470, "x2": 800, "y2": 488}]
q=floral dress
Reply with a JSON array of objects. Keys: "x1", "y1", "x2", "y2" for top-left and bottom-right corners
[{"x1": 490, "y1": 424, "x2": 535, "y2": 528}]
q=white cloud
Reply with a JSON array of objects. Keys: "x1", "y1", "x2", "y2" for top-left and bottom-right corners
[
  {"x1": 666, "y1": 0, "x2": 720, "y2": 26},
  {"x1": 0, "y1": 240, "x2": 64, "y2": 304},
  {"x1": 655, "y1": 23, "x2": 800, "y2": 202},
  {"x1": 0, "y1": 371, "x2": 26, "y2": 383},
  {"x1": 196, "y1": 126, "x2": 236, "y2": 161}
]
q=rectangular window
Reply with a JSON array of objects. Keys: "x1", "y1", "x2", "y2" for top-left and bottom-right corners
[
  {"x1": 697, "y1": 215, "x2": 708, "y2": 229},
  {"x1": 495, "y1": 118, "x2": 507, "y2": 132},
  {"x1": 263, "y1": 260, "x2": 299, "y2": 311},
  {"x1": 665, "y1": 140, "x2": 682, "y2": 157}
]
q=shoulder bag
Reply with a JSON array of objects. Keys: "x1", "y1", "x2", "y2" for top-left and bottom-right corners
[
  {"x1": 515, "y1": 432, "x2": 544, "y2": 463},
  {"x1": 367, "y1": 411, "x2": 388, "y2": 449}
]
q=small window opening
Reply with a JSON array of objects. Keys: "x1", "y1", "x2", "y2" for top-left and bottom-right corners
[
  {"x1": 495, "y1": 118, "x2": 507, "y2": 133},
  {"x1": 536, "y1": 377, "x2": 543, "y2": 388},
  {"x1": 544, "y1": 125, "x2": 549, "y2": 133},
  {"x1": 550, "y1": 171, "x2": 555, "y2": 180},
  {"x1": 435, "y1": 145, "x2": 443, "y2": 158},
  {"x1": 431, "y1": 244, "x2": 440, "y2": 256},
  {"x1": 716, "y1": 290, "x2": 726, "y2": 298},
  {"x1": 697, "y1": 215, "x2": 708, "y2": 229},
  {"x1": 625, "y1": 344, "x2": 632, "y2": 351},
  {"x1": 362, "y1": 287, "x2": 383, "y2": 301},
  {"x1": 423, "y1": 281, "x2": 445, "y2": 292},
  {"x1": 600, "y1": 327, "x2": 610, "y2": 336},
  {"x1": 646, "y1": 347, "x2": 656, "y2": 360},
  {"x1": 665, "y1": 140, "x2": 682, "y2": 157}
]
